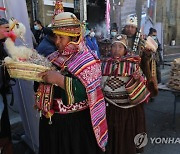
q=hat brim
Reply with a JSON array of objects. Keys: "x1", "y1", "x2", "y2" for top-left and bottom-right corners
[
  {"x1": 125, "y1": 24, "x2": 137, "y2": 27},
  {"x1": 112, "y1": 40, "x2": 127, "y2": 48}
]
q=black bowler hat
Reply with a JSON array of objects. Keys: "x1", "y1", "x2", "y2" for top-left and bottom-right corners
[{"x1": 110, "y1": 23, "x2": 118, "y2": 31}]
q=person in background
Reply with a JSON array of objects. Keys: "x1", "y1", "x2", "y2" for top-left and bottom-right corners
[
  {"x1": 101, "y1": 34, "x2": 150, "y2": 154},
  {"x1": 0, "y1": 18, "x2": 13, "y2": 154},
  {"x1": 85, "y1": 28, "x2": 101, "y2": 58},
  {"x1": 122, "y1": 14, "x2": 159, "y2": 98},
  {"x1": 110, "y1": 23, "x2": 118, "y2": 40},
  {"x1": 36, "y1": 27, "x2": 57, "y2": 57},
  {"x1": 35, "y1": 11, "x2": 108, "y2": 154},
  {"x1": 121, "y1": 15, "x2": 140, "y2": 54},
  {"x1": 98, "y1": 39, "x2": 111, "y2": 59},
  {"x1": 33, "y1": 20, "x2": 46, "y2": 45},
  {"x1": 148, "y1": 27, "x2": 163, "y2": 83}
]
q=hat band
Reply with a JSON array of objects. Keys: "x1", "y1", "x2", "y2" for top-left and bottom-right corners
[
  {"x1": 53, "y1": 30, "x2": 81, "y2": 37},
  {"x1": 126, "y1": 23, "x2": 137, "y2": 27},
  {"x1": 53, "y1": 18, "x2": 81, "y2": 28}
]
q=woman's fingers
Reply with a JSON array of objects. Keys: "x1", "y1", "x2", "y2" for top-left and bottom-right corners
[{"x1": 38, "y1": 71, "x2": 47, "y2": 78}]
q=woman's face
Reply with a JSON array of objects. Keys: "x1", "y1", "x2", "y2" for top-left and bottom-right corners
[
  {"x1": 55, "y1": 34, "x2": 71, "y2": 52},
  {"x1": 111, "y1": 42, "x2": 126, "y2": 58},
  {"x1": 124, "y1": 25, "x2": 137, "y2": 37}
]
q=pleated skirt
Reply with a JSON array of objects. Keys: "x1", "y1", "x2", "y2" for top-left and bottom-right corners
[
  {"x1": 39, "y1": 109, "x2": 104, "y2": 154},
  {"x1": 105, "y1": 103, "x2": 146, "y2": 154}
]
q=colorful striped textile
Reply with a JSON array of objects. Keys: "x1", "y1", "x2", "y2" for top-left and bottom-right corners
[
  {"x1": 35, "y1": 84, "x2": 55, "y2": 118},
  {"x1": 65, "y1": 50, "x2": 108, "y2": 151},
  {"x1": 65, "y1": 77, "x2": 75, "y2": 105},
  {"x1": 47, "y1": 51, "x2": 66, "y2": 67},
  {"x1": 125, "y1": 76, "x2": 150, "y2": 104},
  {"x1": 101, "y1": 54, "x2": 150, "y2": 106},
  {"x1": 101, "y1": 55, "x2": 141, "y2": 76}
]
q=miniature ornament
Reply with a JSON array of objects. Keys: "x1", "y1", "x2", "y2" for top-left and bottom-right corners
[
  {"x1": 52, "y1": 0, "x2": 64, "y2": 25},
  {"x1": 54, "y1": 0, "x2": 64, "y2": 15}
]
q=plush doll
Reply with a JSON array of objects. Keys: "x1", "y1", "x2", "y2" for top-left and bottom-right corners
[{"x1": 4, "y1": 18, "x2": 52, "y2": 68}]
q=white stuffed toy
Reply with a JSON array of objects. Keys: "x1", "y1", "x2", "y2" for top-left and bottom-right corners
[
  {"x1": 4, "y1": 18, "x2": 32, "y2": 61},
  {"x1": 4, "y1": 18, "x2": 52, "y2": 68}
]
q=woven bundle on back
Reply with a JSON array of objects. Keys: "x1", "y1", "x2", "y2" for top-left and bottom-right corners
[{"x1": 168, "y1": 58, "x2": 180, "y2": 91}]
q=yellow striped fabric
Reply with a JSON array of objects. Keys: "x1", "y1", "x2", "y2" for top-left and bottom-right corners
[{"x1": 65, "y1": 77, "x2": 74, "y2": 105}]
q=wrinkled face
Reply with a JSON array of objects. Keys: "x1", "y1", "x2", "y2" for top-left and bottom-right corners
[
  {"x1": 55, "y1": 34, "x2": 71, "y2": 52},
  {"x1": 124, "y1": 25, "x2": 137, "y2": 37},
  {"x1": 111, "y1": 42, "x2": 126, "y2": 58}
]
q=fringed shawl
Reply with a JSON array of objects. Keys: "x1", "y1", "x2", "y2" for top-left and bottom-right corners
[{"x1": 49, "y1": 50, "x2": 108, "y2": 151}]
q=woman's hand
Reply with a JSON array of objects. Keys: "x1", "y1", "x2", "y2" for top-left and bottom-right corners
[{"x1": 39, "y1": 70, "x2": 65, "y2": 89}]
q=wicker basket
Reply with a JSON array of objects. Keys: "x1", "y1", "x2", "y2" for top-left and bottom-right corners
[{"x1": 5, "y1": 61, "x2": 51, "y2": 82}]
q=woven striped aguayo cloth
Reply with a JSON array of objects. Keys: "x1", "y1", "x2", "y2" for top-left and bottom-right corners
[
  {"x1": 101, "y1": 55, "x2": 146, "y2": 108},
  {"x1": 168, "y1": 58, "x2": 180, "y2": 91},
  {"x1": 63, "y1": 50, "x2": 108, "y2": 151},
  {"x1": 101, "y1": 55, "x2": 141, "y2": 76}
]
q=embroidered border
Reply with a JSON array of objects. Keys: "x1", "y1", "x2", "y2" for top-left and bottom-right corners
[{"x1": 54, "y1": 99, "x2": 89, "y2": 114}]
